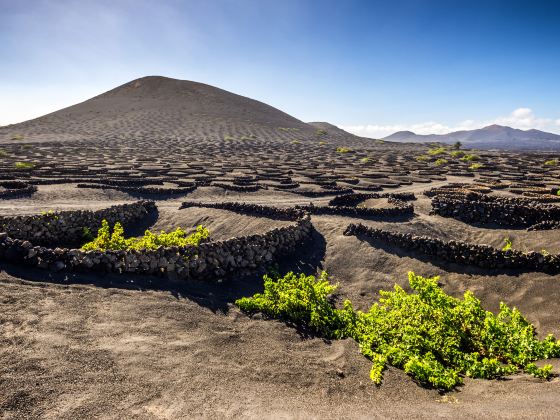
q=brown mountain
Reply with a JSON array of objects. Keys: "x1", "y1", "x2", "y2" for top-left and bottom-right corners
[{"x1": 0, "y1": 76, "x2": 320, "y2": 143}]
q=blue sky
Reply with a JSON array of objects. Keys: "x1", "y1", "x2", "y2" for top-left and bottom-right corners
[{"x1": 1, "y1": 0, "x2": 559, "y2": 136}]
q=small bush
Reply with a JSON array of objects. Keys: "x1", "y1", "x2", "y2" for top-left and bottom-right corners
[
  {"x1": 318, "y1": 141, "x2": 327, "y2": 146},
  {"x1": 450, "y1": 150, "x2": 465, "y2": 158},
  {"x1": 82, "y1": 220, "x2": 209, "y2": 251},
  {"x1": 291, "y1": 140, "x2": 301, "y2": 144},
  {"x1": 0, "y1": 149, "x2": 7, "y2": 157},
  {"x1": 11, "y1": 134, "x2": 24, "y2": 141},
  {"x1": 460, "y1": 154, "x2": 479, "y2": 162},
  {"x1": 223, "y1": 135, "x2": 235, "y2": 141},
  {"x1": 427, "y1": 147, "x2": 447, "y2": 156},
  {"x1": 416, "y1": 155, "x2": 430, "y2": 162},
  {"x1": 236, "y1": 271, "x2": 560, "y2": 390},
  {"x1": 82, "y1": 227, "x2": 94, "y2": 242},
  {"x1": 240, "y1": 135, "x2": 257, "y2": 141},
  {"x1": 360, "y1": 157, "x2": 371, "y2": 163},
  {"x1": 544, "y1": 159, "x2": 558, "y2": 166},
  {"x1": 336, "y1": 147, "x2": 352, "y2": 153},
  {"x1": 502, "y1": 237, "x2": 512, "y2": 251},
  {"x1": 15, "y1": 161, "x2": 34, "y2": 169},
  {"x1": 469, "y1": 163, "x2": 483, "y2": 170},
  {"x1": 434, "y1": 158, "x2": 448, "y2": 166},
  {"x1": 316, "y1": 129, "x2": 327, "y2": 136}
]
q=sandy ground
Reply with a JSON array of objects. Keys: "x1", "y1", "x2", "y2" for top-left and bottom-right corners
[
  {"x1": 1, "y1": 184, "x2": 560, "y2": 419},
  {"x1": 1, "y1": 76, "x2": 560, "y2": 418}
]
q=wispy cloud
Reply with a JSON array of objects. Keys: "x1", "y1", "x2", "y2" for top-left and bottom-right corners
[{"x1": 340, "y1": 108, "x2": 560, "y2": 138}]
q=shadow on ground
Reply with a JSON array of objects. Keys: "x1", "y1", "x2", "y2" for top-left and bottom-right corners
[{"x1": 0, "y1": 227, "x2": 328, "y2": 314}]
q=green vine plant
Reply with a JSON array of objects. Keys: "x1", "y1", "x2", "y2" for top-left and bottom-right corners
[
  {"x1": 81, "y1": 220, "x2": 209, "y2": 251},
  {"x1": 236, "y1": 271, "x2": 560, "y2": 390}
]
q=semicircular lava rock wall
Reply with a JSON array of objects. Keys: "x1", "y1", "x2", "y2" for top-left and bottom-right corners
[
  {"x1": 430, "y1": 192, "x2": 560, "y2": 229},
  {"x1": 344, "y1": 223, "x2": 560, "y2": 272},
  {"x1": 77, "y1": 183, "x2": 197, "y2": 196},
  {"x1": 180, "y1": 201, "x2": 306, "y2": 220},
  {"x1": 181, "y1": 195, "x2": 414, "y2": 220},
  {"x1": 0, "y1": 201, "x2": 156, "y2": 246},
  {"x1": 0, "y1": 181, "x2": 37, "y2": 199},
  {"x1": 0, "y1": 202, "x2": 313, "y2": 280}
]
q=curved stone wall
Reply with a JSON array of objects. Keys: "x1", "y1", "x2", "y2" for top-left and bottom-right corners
[
  {"x1": 430, "y1": 192, "x2": 560, "y2": 228},
  {"x1": 327, "y1": 192, "x2": 416, "y2": 207},
  {"x1": 0, "y1": 201, "x2": 156, "y2": 246},
  {"x1": 180, "y1": 201, "x2": 305, "y2": 220},
  {"x1": 343, "y1": 223, "x2": 560, "y2": 272},
  {"x1": 212, "y1": 182, "x2": 263, "y2": 192},
  {"x1": 0, "y1": 216, "x2": 313, "y2": 280},
  {"x1": 0, "y1": 181, "x2": 37, "y2": 199},
  {"x1": 77, "y1": 183, "x2": 197, "y2": 196},
  {"x1": 181, "y1": 198, "x2": 413, "y2": 220},
  {"x1": 424, "y1": 184, "x2": 491, "y2": 197},
  {"x1": 298, "y1": 199, "x2": 413, "y2": 218}
]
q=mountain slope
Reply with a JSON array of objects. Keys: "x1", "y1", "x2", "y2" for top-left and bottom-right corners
[
  {"x1": 383, "y1": 125, "x2": 560, "y2": 150},
  {"x1": 0, "y1": 76, "x2": 318, "y2": 143},
  {"x1": 308, "y1": 122, "x2": 360, "y2": 138}
]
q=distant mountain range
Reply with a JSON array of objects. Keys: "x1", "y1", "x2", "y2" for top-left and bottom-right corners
[{"x1": 383, "y1": 124, "x2": 560, "y2": 150}]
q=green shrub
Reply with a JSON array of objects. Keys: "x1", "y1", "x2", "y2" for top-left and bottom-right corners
[
  {"x1": 15, "y1": 161, "x2": 34, "y2": 169},
  {"x1": 223, "y1": 135, "x2": 235, "y2": 141},
  {"x1": 502, "y1": 237, "x2": 512, "y2": 251},
  {"x1": 0, "y1": 149, "x2": 7, "y2": 157},
  {"x1": 460, "y1": 154, "x2": 479, "y2": 162},
  {"x1": 291, "y1": 140, "x2": 301, "y2": 144},
  {"x1": 427, "y1": 147, "x2": 447, "y2": 155},
  {"x1": 11, "y1": 134, "x2": 24, "y2": 141},
  {"x1": 360, "y1": 157, "x2": 371, "y2": 163},
  {"x1": 450, "y1": 150, "x2": 465, "y2": 158},
  {"x1": 82, "y1": 227, "x2": 94, "y2": 242},
  {"x1": 236, "y1": 271, "x2": 560, "y2": 390},
  {"x1": 316, "y1": 129, "x2": 327, "y2": 136},
  {"x1": 336, "y1": 147, "x2": 352, "y2": 153},
  {"x1": 434, "y1": 158, "x2": 448, "y2": 166},
  {"x1": 416, "y1": 155, "x2": 430, "y2": 162},
  {"x1": 375, "y1": 139, "x2": 385, "y2": 144},
  {"x1": 544, "y1": 159, "x2": 558, "y2": 166},
  {"x1": 469, "y1": 163, "x2": 483, "y2": 170},
  {"x1": 82, "y1": 220, "x2": 209, "y2": 251},
  {"x1": 240, "y1": 135, "x2": 257, "y2": 141},
  {"x1": 318, "y1": 141, "x2": 327, "y2": 146}
]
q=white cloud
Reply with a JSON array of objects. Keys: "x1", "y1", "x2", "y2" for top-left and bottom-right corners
[
  {"x1": 493, "y1": 107, "x2": 553, "y2": 130},
  {"x1": 340, "y1": 108, "x2": 560, "y2": 138}
]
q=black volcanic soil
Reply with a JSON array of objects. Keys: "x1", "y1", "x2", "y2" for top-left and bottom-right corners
[{"x1": 1, "y1": 77, "x2": 560, "y2": 419}]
